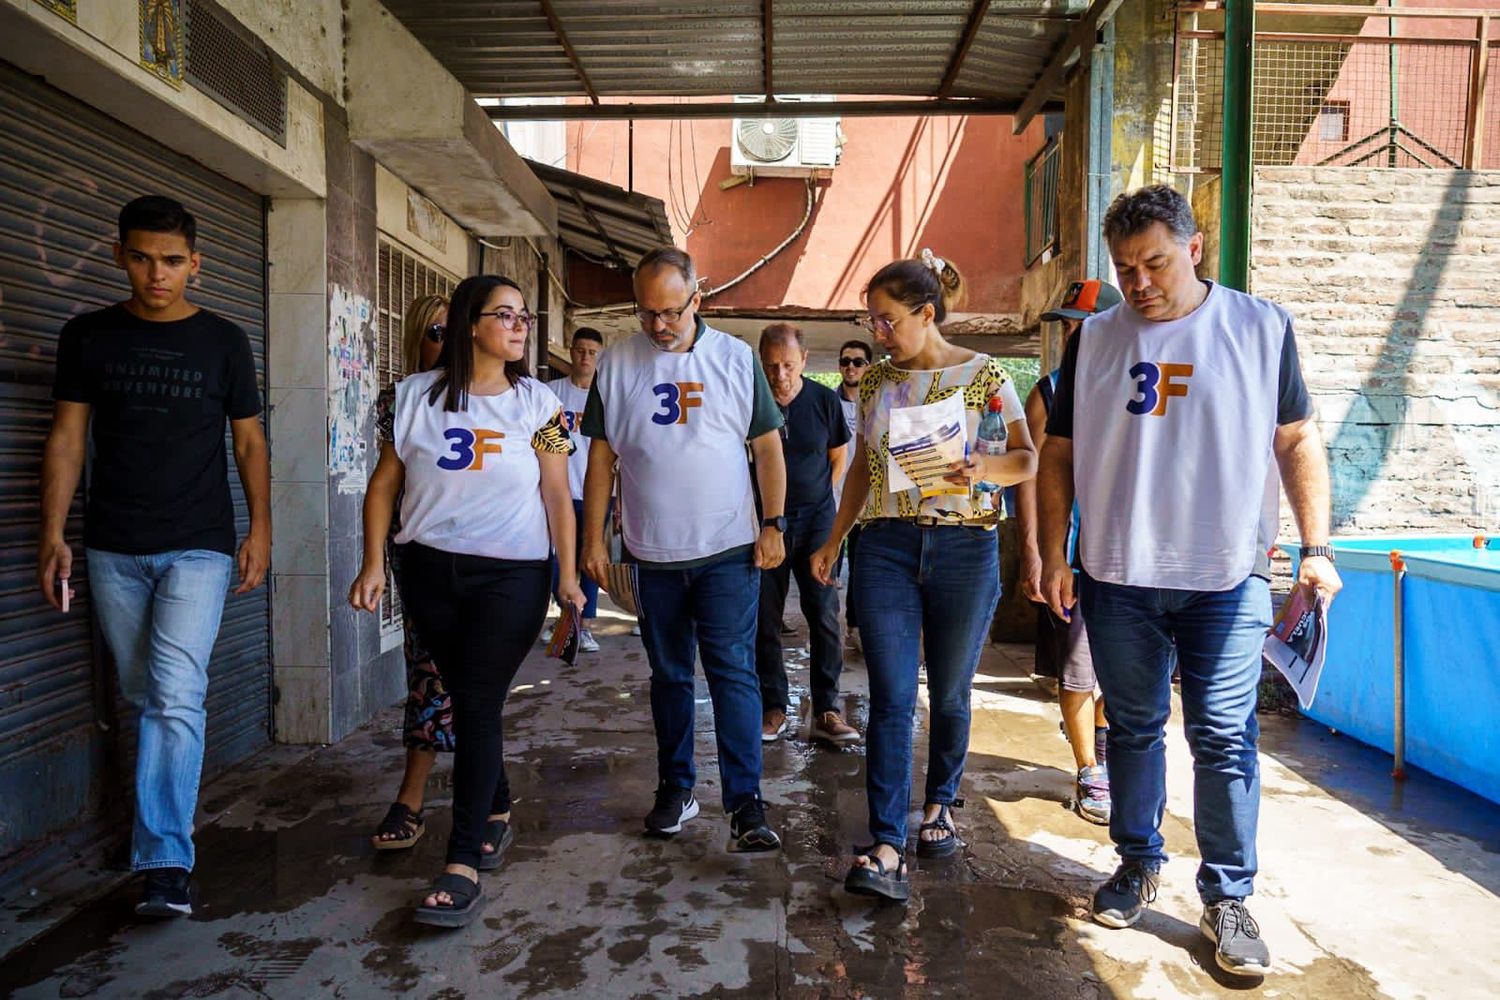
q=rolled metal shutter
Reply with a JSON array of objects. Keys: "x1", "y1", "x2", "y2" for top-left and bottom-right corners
[{"x1": 0, "y1": 61, "x2": 271, "y2": 871}]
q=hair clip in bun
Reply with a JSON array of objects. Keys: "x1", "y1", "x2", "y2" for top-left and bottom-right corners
[{"x1": 919, "y1": 247, "x2": 946, "y2": 275}]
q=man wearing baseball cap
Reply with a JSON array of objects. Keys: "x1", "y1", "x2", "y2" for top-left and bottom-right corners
[{"x1": 1015, "y1": 278, "x2": 1123, "y2": 829}]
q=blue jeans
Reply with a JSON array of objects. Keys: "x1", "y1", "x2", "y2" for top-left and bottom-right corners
[
  {"x1": 636, "y1": 547, "x2": 763, "y2": 811},
  {"x1": 1079, "y1": 572, "x2": 1271, "y2": 903},
  {"x1": 853, "y1": 521, "x2": 1000, "y2": 851},
  {"x1": 551, "y1": 498, "x2": 605, "y2": 619},
  {"x1": 87, "y1": 548, "x2": 234, "y2": 872}
]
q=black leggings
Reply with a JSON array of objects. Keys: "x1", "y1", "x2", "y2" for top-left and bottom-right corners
[{"x1": 397, "y1": 543, "x2": 550, "y2": 869}]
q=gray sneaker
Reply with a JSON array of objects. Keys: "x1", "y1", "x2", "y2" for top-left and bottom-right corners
[
  {"x1": 1092, "y1": 861, "x2": 1159, "y2": 928},
  {"x1": 1201, "y1": 900, "x2": 1272, "y2": 976},
  {"x1": 1074, "y1": 764, "x2": 1111, "y2": 825}
]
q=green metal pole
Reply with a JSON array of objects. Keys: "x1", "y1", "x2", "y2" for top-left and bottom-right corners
[{"x1": 1220, "y1": 0, "x2": 1254, "y2": 290}]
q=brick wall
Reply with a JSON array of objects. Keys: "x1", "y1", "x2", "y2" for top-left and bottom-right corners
[{"x1": 1252, "y1": 167, "x2": 1500, "y2": 534}]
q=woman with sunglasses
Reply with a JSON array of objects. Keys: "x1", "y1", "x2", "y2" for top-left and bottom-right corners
[
  {"x1": 351, "y1": 275, "x2": 583, "y2": 928},
  {"x1": 366, "y1": 295, "x2": 461, "y2": 851},
  {"x1": 811, "y1": 250, "x2": 1037, "y2": 902}
]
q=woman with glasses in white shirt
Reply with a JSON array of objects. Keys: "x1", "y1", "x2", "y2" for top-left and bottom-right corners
[{"x1": 351, "y1": 274, "x2": 582, "y2": 928}]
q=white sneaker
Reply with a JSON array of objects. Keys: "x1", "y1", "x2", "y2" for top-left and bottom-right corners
[
  {"x1": 579, "y1": 629, "x2": 600, "y2": 653},
  {"x1": 630, "y1": 623, "x2": 642, "y2": 637}
]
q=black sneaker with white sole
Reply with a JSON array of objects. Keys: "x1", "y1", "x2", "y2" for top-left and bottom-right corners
[
  {"x1": 136, "y1": 867, "x2": 192, "y2": 918},
  {"x1": 1091, "y1": 860, "x2": 1159, "y2": 928},
  {"x1": 727, "y1": 797, "x2": 781, "y2": 854},
  {"x1": 1201, "y1": 899, "x2": 1272, "y2": 976},
  {"x1": 644, "y1": 783, "x2": 699, "y2": 837}
]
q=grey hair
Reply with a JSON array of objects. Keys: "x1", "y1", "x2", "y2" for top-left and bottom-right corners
[
  {"x1": 635, "y1": 246, "x2": 697, "y2": 288},
  {"x1": 758, "y1": 322, "x2": 804, "y2": 352},
  {"x1": 1103, "y1": 185, "x2": 1199, "y2": 245}
]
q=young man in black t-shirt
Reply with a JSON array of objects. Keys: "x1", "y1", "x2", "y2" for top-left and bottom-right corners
[
  {"x1": 755, "y1": 324, "x2": 859, "y2": 746},
  {"x1": 37, "y1": 196, "x2": 270, "y2": 918}
]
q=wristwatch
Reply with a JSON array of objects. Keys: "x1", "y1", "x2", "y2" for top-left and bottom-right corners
[
  {"x1": 1299, "y1": 545, "x2": 1335, "y2": 561},
  {"x1": 761, "y1": 516, "x2": 787, "y2": 533}
]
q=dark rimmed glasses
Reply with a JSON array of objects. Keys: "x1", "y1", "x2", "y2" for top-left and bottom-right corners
[
  {"x1": 838, "y1": 356, "x2": 870, "y2": 369},
  {"x1": 635, "y1": 291, "x2": 697, "y2": 328},
  {"x1": 478, "y1": 308, "x2": 534, "y2": 332}
]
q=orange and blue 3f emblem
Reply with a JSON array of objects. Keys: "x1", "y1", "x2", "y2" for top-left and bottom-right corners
[
  {"x1": 652, "y1": 382, "x2": 704, "y2": 425},
  {"x1": 438, "y1": 428, "x2": 505, "y2": 469},
  {"x1": 1126, "y1": 362, "x2": 1193, "y2": 417},
  {"x1": 561, "y1": 410, "x2": 583, "y2": 433}
]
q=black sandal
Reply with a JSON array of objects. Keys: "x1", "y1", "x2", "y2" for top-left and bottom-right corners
[
  {"x1": 844, "y1": 845, "x2": 910, "y2": 902},
  {"x1": 478, "y1": 816, "x2": 515, "y2": 872},
  {"x1": 371, "y1": 802, "x2": 424, "y2": 851},
  {"x1": 916, "y1": 800, "x2": 963, "y2": 859},
  {"x1": 413, "y1": 872, "x2": 486, "y2": 928}
]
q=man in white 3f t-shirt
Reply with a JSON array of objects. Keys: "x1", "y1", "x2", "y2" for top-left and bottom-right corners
[
  {"x1": 581, "y1": 247, "x2": 788, "y2": 853},
  {"x1": 547, "y1": 327, "x2": 604, "y2": 652},
  {"x1": 1038, "y1": 186, "x2": 1343, "y2": 978}
]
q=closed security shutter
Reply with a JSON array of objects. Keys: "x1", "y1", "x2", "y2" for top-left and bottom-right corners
[{"x1": 0, "y1": 61, "x2": 270, "y2": 872}]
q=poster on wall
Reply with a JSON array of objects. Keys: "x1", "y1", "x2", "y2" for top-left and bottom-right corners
[{"x1": 329, "y1": 284, "x2": 377, "y2": 495}]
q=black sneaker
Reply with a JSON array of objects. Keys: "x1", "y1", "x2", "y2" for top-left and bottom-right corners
[
  {"x1": 644, "y1": 783, "x2": 699, "y2": 837},
  {"x1": 1092, "y1": 861, "x2": 1159, "y2": 928},
  {"x1": 1201, "y1": 899, "x2": 1272, "y2": 976},
  {"x1": 136, "y1": 867, "x2": 192, "y2": 918},
  {"x1": 727, "y1": 797, "x2": 781, "y2": 854}
]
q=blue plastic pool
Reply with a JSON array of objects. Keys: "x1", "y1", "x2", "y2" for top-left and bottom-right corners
[{"x1": 1283, "y1": 535, "x2": 1500, "y2": 804}]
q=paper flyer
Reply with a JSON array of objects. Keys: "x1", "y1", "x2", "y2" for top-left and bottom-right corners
[
  {"x1": 887, "y1": 394, "x2": 969, "y2": 498},
  {"x1": 1262, "y1": 585, "x2": 1328, "y2": 709}
]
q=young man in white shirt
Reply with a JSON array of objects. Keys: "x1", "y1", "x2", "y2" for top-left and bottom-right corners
[
  {"x1": 580, "y1": 247, "x2": 788, "y2": 852},
  {"x1": 1038, "y1": 186, "x2": 1342, "y2": 977},
  {"x1": 548, "y1": 327, "x2": 605, "y2": 651}
]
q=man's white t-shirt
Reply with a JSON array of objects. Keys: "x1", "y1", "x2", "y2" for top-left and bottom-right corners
[
  {"x1": 546, "y1": 376, "x2": 591, "y2": 502},
  {"x1": 835, "y1": 391, "x2": 858, "y2": 503},
  {"x1": 392, "y1": 370, "x2": 571, "y2": 561},
  {"x1": 585, "y1": 325, "x2": 775, "y2": 564},
  {"x1": 1050, "y1": 281, "x2": 1313, "y2": 592}
]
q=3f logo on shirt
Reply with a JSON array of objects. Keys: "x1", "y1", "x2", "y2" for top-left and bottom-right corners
[
  {"x1": 1126, "y1": 362, "x2": 1193, "y2": 417},
  {"x1": 561, "y1": 410, "x2": 583, "y2": 433},
  {"x1": 437, "y1": 428, "x2": 505, "y2": 470},
  {"x1": 651, "y1": 381, "x2": 704, "y2": 425}
]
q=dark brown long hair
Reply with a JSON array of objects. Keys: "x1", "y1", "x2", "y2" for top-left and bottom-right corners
[
  {"x1": 427, "y1": 274, "x2": 531, "y2": 412},
  {"x1": 866, "y1": 255, "x2": 967, "y2": 323}
]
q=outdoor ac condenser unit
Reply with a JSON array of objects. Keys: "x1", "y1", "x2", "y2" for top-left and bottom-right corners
[{"x1": 730, "y1": 95, "x2": 843, "y2": 178}]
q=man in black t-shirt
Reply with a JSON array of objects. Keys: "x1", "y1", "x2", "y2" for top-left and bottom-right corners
[
  {"x1": 37, "y1": 196, "x2": 270, "y2": 920},
  {"x1": 755, "y1": 324, "x2": 859, "y2": 746}
]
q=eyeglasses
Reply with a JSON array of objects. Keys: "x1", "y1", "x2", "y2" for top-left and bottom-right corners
[
  {"x1": 424, "y1": 324, "x2": 445, "y2": 343},
  {"x1": 856, "y1": 306, "x2": 921, "y2": 337},
  {"x1": 837, "y1": 356, "x2": 869, "y2": 368},
  {"x1": 635, "y1": 292, "x2": 697, "y2": 328},
  {"x1": 477, "y1": 309, "x2": 534, "y2": 332}
]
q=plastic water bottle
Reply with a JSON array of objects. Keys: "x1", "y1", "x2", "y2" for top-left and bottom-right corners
[{"x1": 972, "y1": 395, "x2": 1006, "y2": 508}]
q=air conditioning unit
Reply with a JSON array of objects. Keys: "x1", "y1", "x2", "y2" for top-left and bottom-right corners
[{"x1": 730, "y1": 95, "x2": 843, "y2": 178}]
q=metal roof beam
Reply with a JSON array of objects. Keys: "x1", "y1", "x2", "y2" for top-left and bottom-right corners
[
  {"x1": 762, "y1": 0, "x2": 775, "y2": 98},
  {"x1": 538, "y1": 0, "x2": 600, "y2": 104},
  {"x1": 939, "y1": 0, "x2": 993, "y2": 98},
  {"x1": 1012, "y1": 0, "x2": 1126, "y2": 134},
  {"x1": 487, "y1": 97, "x2": 1043, "y2": 121},
  {"x1": 570, "y1": 189, "x2": 627, "y2": 266}
]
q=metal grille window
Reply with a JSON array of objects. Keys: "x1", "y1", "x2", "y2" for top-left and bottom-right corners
[
  {"x1": 1024, "y1": 139, "x2": 1061, "y2": 267},
  {"x1": 185, "y1": 0, "x2": 287, "y2": 144},
  {"x1": 1171, "y1": 4, "x2": 1494, "y2": 172},
  {"x1": 376, "y1": 239, "x2": 456, "y2": 637}
]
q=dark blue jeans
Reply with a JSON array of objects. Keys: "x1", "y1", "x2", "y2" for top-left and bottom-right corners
[
  {"x1": 853, "y1": 520, "x2": 1000, "y2": 851},
  {"x1": 551, "y1": 498, "x2": 606, "y2": 619},
  {"x1": 1079, "y1": 572, "x2": 1271, "y2": 903},
  {"x1": 636, "y1": 547, "x2": 763, "y2": 812}
]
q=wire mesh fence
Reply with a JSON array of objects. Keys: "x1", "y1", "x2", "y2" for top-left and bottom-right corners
[{"x1": 1172, "y1": 5, "x2": 1494, "y2": 173}]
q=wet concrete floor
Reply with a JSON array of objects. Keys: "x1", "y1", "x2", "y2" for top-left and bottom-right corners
[{"x1": 2, "y1": 602, "x2": 1498, "y2": 998}]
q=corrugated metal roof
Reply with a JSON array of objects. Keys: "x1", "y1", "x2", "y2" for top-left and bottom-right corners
[
  {"x1": 384, "y1": 0, "x2": 1091, "y2": 106},
  {"x1": 527, "y1": 160, "x2": 673, "y2": 266}
]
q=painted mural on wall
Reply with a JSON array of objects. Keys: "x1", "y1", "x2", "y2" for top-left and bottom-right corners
[
  {"x1": 35, "y1": 0, "x2": 78, "y2": 23},
  {"x1": 139, "y1": 0, "x2": 184, "y2": 88},
  {"x1": 329, "y1": 284, "x2": 377, "y2": 495}
]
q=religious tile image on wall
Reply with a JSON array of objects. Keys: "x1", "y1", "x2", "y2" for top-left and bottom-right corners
[
  {"x1": 139, "y1": 0, "x2": 185, "y2": 87},
  {"x1": 34, "y1": 0, "x2": 78, "y2": 23}
]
